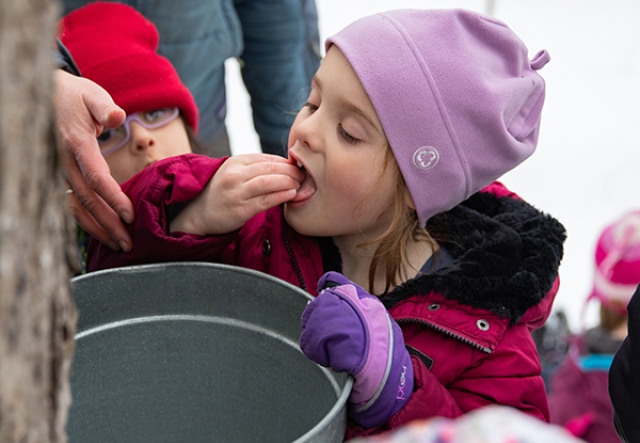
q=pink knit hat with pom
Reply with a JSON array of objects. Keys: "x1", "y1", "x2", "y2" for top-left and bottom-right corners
[
  {"x1": 588, "y1": 211, "x2": 640, "y2": 314},
  {"x1": 326, "y1": 9, "x2": 550, "y2": 226}
]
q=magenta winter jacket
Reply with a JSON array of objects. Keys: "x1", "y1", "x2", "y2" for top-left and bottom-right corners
[{"x1": 87, "y1": 154, "x2": 566, "y2": 439}]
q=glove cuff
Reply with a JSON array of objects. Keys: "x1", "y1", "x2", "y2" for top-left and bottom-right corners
[{"x1": 349, "y1": 318, "x2": 414, "y2": 428}]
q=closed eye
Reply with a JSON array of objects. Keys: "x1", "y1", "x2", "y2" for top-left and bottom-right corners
[
  {"x1": 303, "y1": 102, "x2": 319, "y2": 112},
  {"x1": 339, "y1": 124, "x2": 360, "y2": 144}
]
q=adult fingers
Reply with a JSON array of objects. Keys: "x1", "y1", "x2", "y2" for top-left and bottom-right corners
[
  {"x1": 81, "y1": 78, "x2": 125, "y2": 132},
  {"x1": 69, "y1": 144, "x2": 134, "y2": 224},
  {"x1": 64, "y1": 158, "x2": 132, "y2": 252},
  {"x1": 74, "y1": 77, "x2": 133, "y2": 223},
  {"x1": 223, "y1": 153, "x2": 304, "y2": 187},
  {"x1": 67, "y1": 191, "x2": 119, "y2": 251},
  {"x1": 55, "y1": 73, "x2": 134, "y2": 251},
  {"x1": 55, "y1": 72, "x2": 133, "y2": 225}
]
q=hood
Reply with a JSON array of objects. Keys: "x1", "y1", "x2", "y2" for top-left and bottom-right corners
[{"x1": 381, "y1": 186, "x2": 566, "y2": 325}]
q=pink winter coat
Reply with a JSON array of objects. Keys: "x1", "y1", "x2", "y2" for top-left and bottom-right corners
[{"x1": 87, "y1": 154, "x2": 566, "y2": 438}]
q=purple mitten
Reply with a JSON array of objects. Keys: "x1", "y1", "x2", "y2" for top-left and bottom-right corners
[{"x1": 300, "y1": 271, "x2": 413, "y2": 428}]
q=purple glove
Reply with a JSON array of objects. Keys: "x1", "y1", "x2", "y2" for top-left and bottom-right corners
[{"x1": 300, "y1": 271, "x2": 413, "y2": 428}]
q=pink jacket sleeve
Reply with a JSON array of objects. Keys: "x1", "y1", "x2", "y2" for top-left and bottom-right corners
[{"x1": 87, "y1": 154, "x2": 234, "y2": 272}]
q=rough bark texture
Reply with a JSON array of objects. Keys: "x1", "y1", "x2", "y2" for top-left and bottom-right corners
[{"x1": 0, "y1": 0, "x2": 78, "y2": 442}]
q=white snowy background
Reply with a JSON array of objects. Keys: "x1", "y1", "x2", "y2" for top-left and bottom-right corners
[{"x1": 224, "y1": 0, "x2": 640, "y2": 330}]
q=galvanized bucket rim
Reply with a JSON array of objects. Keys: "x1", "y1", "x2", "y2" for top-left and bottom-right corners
[
  {"x1": 71, "y1": 261, "x2": 353, "y2": 442},
  {"x1": 72, "y1": 261, "x2": 313, "y2": 297}
]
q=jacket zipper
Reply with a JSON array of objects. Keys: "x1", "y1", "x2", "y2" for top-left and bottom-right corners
[
  {"x1": 282, "y1": 212, "x2": 307, "y2": 292},
  {"x1": 397, "y1": 318, "x2": 493, "y2": 354}
]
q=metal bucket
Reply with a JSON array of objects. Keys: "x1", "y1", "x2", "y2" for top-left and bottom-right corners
[{"x1": 68, "y1": 262, "x2": 351, "y2": 443}]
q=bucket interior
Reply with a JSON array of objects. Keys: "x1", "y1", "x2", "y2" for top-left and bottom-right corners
[{"x1": 68, "y1": 263, "x2": 351, "y2": 443}]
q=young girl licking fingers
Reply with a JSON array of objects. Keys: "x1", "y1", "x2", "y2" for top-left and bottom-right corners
[{"x1": 86, "y1": 8, "x2": 566, "y2": 439}]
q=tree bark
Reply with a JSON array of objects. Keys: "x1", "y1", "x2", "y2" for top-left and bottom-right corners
[{"x1": 0, "y1": 1, "x2": 78, "y2": 442}]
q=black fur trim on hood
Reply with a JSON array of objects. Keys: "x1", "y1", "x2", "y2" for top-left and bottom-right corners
[{"x1": 380, "y1": 191, "x2": 566, "y2": 324}]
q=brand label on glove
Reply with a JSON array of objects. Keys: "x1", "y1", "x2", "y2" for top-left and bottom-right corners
[{"x1": 396, "y1": 365, "x2": 407, "y2": 400}]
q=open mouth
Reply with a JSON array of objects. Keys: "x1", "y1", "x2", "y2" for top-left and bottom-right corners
[{"x1": 289, "y1": 158, "x2": 317, "y2": 205}]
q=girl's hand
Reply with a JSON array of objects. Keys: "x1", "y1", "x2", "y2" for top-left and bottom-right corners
[
  {"x1": 170, "y1": 153, "x2": 303, "y2": 235},
  {"x1": 300, "y1": 272, "x2": 414, "y2": 428}
]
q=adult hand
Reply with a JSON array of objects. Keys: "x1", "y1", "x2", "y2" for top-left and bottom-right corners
[
  {"x1": 300, "y1": 272, "x2": 414, "y2": 428},
  {"x1": 170, "y1": 153, "x2": 303, "y2": 235},
  {"x1": 54, "y1": 70, "x2": 134, "y2": 252}
]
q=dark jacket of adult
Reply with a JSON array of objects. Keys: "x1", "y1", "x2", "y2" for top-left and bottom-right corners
[{"x1": 609, "y1": 284, "x2": 640, "y2": 443}]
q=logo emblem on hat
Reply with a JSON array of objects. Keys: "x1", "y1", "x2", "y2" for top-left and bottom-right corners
[{"x1": 413, "y1": 146, "x2": 439, "y2": 171}]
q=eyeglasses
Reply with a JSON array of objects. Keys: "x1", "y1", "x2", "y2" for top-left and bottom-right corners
[{"x1": 97, "y1": 107, "x2": 180, "y2": 156}]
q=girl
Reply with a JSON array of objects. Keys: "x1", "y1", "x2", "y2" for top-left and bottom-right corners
[{"x1": 86, "y1": 8, "x2": 566, "y2": 439}]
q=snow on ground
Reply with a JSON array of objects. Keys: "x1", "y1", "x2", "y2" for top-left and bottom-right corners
[{"x1": 224, "y1": 0, "x2": 640, "y2": 330}]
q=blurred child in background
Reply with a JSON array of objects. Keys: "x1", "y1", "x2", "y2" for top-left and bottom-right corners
[{"x1": 547, "y1": 210, "x2": 640, "y2": 442}]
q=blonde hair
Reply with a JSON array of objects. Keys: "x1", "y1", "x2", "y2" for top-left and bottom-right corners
[
  {"x1": 360, "y1": 148, "x2": 438, "y2": 294},
  {"x1": 600, "y1": 302, "x2": 628, "y2": 331}
]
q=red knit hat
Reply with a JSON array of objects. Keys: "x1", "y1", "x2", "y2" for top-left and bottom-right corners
[
  {"x1": 588, "y1": 210, "x2": 640, "y2": 314},
  {"x1": 59, "y1": 2, "x2": 198, "y2": 132}
]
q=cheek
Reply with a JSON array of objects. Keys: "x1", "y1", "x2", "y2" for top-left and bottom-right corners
[
  {"x1": 159, "y1": 125, "x2": 192, "y2": 157},
  {"x1": 106, "y1": 158, "x2": 131, "y2": 183},
  {"x1": 105, "y1": 152, "x2": 139, "y2": 184},
  {"x1": 323, "y1": 162, "x2": 381, "y2": 206}
]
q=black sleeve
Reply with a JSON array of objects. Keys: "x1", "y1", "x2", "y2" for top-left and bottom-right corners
[
  {"x1": 54, "y1": 38, "x2": 81, "y2": 76},
  {"x1": 609, "y1": 284, "x2": 640, "y2": 443}
]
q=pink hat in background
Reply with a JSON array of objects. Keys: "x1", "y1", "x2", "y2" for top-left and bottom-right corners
[
  {"x1": 589, "y1": 210, "x2": 640, "y2": 314},
  {"x1": 326, "y1": 9, "x2": 550, "y2": 226}
]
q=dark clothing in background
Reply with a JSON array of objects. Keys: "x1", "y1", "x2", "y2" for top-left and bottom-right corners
[{"x1": 609, "y1": 285, "x2": 640, "y2": 443}]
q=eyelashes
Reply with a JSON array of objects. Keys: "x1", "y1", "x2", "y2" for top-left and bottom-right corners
[
  {"x1": 302, "y1": 102, "x2": 361, "y2": 144},
  {"x1": 339, "y1": 125, "x2": 359, "y2": 144},
  {"x1": 303, "y1": 102, "x2": 318, "y2": 111}
]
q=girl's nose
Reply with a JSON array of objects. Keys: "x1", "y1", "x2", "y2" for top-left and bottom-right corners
[
  {"x1": 291, "y1": 109, "x2": 322, "y2": 152},
  {"x1": 129, "y1": 122, "x2": 155, "y2": 154}
]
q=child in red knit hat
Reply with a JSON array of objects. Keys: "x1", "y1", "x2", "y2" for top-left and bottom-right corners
[
  {"x1": 59, "y1": 1, "x2": 214, "y2": 272},
  {"x1": 58, "y1": 1, "x2": 200, "y2": 184}
]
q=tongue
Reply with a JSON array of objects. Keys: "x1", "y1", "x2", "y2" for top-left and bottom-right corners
[{"x1": 291, "y1": 169, "x2": 316, "y2": 203}]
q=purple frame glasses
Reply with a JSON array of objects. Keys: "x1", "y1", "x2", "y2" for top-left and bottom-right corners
[{"x1": 98, "y1": 107, "x2": 180, "y2": 156}]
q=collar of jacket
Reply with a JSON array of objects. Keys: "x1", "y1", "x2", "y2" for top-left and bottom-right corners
[{"x1": 380, "y1": 188, "x2": 566, "y2": 325}]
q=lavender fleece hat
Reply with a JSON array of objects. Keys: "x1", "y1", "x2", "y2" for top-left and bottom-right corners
[{"x1": 326, "y1": 9, "x2": 550, "y2": 226}]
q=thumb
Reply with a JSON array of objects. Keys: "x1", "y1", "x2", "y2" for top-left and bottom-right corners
[
  {"x1": 318, "y1": 271, "x2": 354, "y2": 291},
  {"x1": 100, "y1": 105, "x2": 127, "y2": 129},
  {"x1": 82, "y1": 81, "x2": 126, "y2": 131}
]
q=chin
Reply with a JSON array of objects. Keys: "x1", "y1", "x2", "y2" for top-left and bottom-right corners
[{"x1": 284, "y1": 206, "x2": 325, "y2": 237}]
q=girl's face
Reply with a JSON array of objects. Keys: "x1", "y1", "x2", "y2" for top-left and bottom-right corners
[
  {"x1": 285, "y1": 46, "x2": 399, "y2": 242},
  {"x1": 103, "y1": 112, "x2": 192, "y2": 184}
]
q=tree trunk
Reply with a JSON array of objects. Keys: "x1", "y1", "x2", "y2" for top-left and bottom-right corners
[{"x1": 0, "y1": 0, "x2": 78, "y2": 442}]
